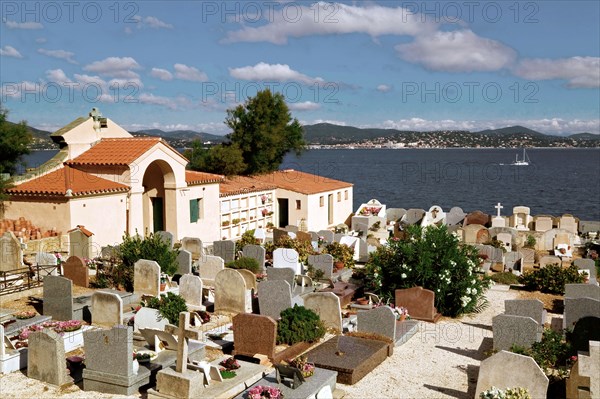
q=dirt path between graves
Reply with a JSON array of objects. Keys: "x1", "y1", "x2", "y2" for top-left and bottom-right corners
[{"x1": 0, "y1": 286, "x2": 524, "y2": 399}]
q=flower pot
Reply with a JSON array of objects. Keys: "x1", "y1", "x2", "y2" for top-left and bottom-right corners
[
  {"x1": 160, "y1": 283, "x2": 167, "y2": 291},
  {"x1": 400, "y1": 314, "x2": 406, "y2": 322},
  {"x1": 334, "y1": 261, "x2": 344, "y2": 270}
]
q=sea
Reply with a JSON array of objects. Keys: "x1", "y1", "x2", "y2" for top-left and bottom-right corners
[{"x1": 22, "y1": 148, "x2": 600, "y2": 220}]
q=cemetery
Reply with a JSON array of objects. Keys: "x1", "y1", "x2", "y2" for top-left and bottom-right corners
[{"x1": 0, "y1": 200, "x2": 599, "y2": 398}]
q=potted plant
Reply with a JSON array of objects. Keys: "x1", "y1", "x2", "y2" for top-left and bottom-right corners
[
  {"x1": 323, "y1": 242, "x2": 355, "y2": 269},
  {"x1": 287, "y1": 355, "x2": 315, "y2": 378},
  {"x1": 222, "y1": 220, "x2": 230, "y2": 227},
  {"x1": 160, "y1": 275, "x2": 168, "y2": 291}
]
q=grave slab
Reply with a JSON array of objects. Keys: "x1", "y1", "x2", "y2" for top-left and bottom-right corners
[{"x1": 234, "y1": 367, "x2": 337, "y2": 399}]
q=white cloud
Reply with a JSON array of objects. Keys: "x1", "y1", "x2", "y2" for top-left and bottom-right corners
[
  {"x1": 37, "y1": 48, "x2": 77, "y2": 64},
  {"x1": 224, "y1": 2, "x2": 437, "y2": 44},
  {"x1": 35, "y1": 37, "x2": 47, "y2": 44},
  {"x1": 73, "y1": 74, "x2": 107, "y2": 88},
  {"x1": 174, "y1": 63, "x2": 208, "y2": 82},
  {"x1": 377, "y1": 84, "x2": 391, "y2": 92},
  {"x1": 45, "y1": 69, "x2": 72, "y2": 84},
  {"x1": 4, "y1": 20, "x2": 43, "y2": 29},
  {"x1": 125, "y1": 121, "x2": 229, "y2": 135},
  {"x1": 1, "y1": 81, "x2": 39, "y2": 98},
  {"x1": 0, "y1": 45, "x2": 23, "y2": 58},
  {"x1": 229, "y1": 62, "x2": 324, "y2": 85},
  {"x1": 150, "y1": 68, "x2": 173, "y2": 81},
  {"x1": 395, "y1": 29, "x2": 517, "y2": 72},
  {"x1": 288, "y1": 101, "x2": 320, "y2": 111},
  {"x1": 131, "y1": 15, "x2": 173, "y2": 29},
  {"x1": 512, "y1": 57, "x2": 600, "y2": 89},
  {"x1": 83, "y1": 57, "x2": 141, "y2": 79},
  {"x1": 138, "y1": 93, "x2": 178, "y2": 110}
]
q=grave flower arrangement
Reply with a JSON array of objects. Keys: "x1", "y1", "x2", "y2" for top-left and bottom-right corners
[
  {"x1": 195, "y1": 310, "x2": 212, "y2": 324},
  {"x1": 287, "y1": 355, "x2": 315, "y2": 378},
  {"x1": 219, "y1": 357, "x2": 240, "y2": 370},
  {"x1": 389, "y1": 304, "x2": 410, "y2": 320},
  {"x1": 359, "y1": 206, "x2": 381, "y2": 216},
  {"x1": 54, "y1": 252, "x2": 64, "y2": 264},
  {"x1": 13, "y1": 310, "x2": 36, "y2": 319},
  {"x1": 261, "y1": 194, "x2": 267, "y2": 204},
  {"x1": 18, "y1": 320, "x2": 83, "y2": 341},
  {"x1": 479, "y1": 386, "x2": 531, "y2": 399},
  {"x1": 247, "y1": 385, "x2": 283, "y2": 399}
]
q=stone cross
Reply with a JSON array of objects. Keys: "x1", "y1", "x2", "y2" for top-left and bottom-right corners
[
  {"x1": 176, "y1": 312, "x2": 190, "y2": 373},
  {"x1": 495, "y1": 203, "x2": 503, "y2": 217},
  {"x1": 578, "y1": 340, "x2": 600, "y2": 398}
]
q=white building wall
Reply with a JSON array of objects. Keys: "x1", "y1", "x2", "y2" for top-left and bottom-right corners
[
  {"x1": 220, "y1": 190, "x2": 276, "y2": 239},
  {"x1": 176, "y1": 183, "x2": 221, "y2": 244}
]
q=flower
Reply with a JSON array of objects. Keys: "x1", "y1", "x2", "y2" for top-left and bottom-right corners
[
  {"x1": 219, "y1": 357, "x2": 240, "y2": 370},
  {"x1": 401, "y1": 273, "x2": 407, "y2": 279},
  {"x1": 248, "y1": 385, "x2": 283, "y2": 399},
  {"x1": 13, "y1": 310, "x2": 36, "y2": 319}
]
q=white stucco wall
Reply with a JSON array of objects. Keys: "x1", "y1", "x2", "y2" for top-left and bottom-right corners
[
  {"x1": 61, "y1": 117, "x2": 132, "y2": 159},
  {"x1": 68, "y1": 193, "x2": 128, "y2": 248},
  {"x1": 220, "y1": 190, "x2": 276, "y2": 239},
  {"x1": 177, "y1": 183, "x2": 221, "y2": 244}
]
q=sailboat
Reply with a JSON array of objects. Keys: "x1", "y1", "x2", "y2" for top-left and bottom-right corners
[{"x1": 511, "y1": 148, "x2": 531, "y2": 166}]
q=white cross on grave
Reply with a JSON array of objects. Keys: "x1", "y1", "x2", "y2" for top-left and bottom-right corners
[
  {"x1": 578, "y1": 340, "x2": 600, "y2": 398},
  {"x1": 495, "y1": 203, "x2": 503, "y2": 217}
]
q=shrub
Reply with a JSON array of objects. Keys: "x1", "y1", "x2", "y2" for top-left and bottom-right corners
[
  {"x1": 322, "y1": 242, "x2": 355, "y2": 268},
  {"x1": 236, "y1": 230, "x2": 259, "y2": 252},
  {"x1": 510, "y1": 328, "x2": 571, "y2": 378},
  {"x1": 490, "y1": 272, "x2": 520, "y2": 285},
  {"x1": 519, "y1": 264, "x2": 585, "y2": 294},
  {"x1": 145, "y1": 292, "x2": 188, "y2": 325},
  {"x1": 119, "y1": 231, "x2": 179, "y2": 276},
  {"x1": 264, "y1": 235, "x2": 315, "y2": 264},
  {"x1": 277, "y1": 305, "x2": 326, "y2": 345},
  {"x1": 524, "y1": 235, "x2": 536, "y2": 249},
  {"x1": 365, "y1": 225, "x2": 492, "y2": 317},
  {"x1": 226, "y1": 257, "x2": 260, "y2": 274}
]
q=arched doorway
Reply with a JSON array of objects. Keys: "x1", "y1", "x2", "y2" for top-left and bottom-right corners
[{"x1": 142, "y1": 160, "x2": 177, "y2": 234}]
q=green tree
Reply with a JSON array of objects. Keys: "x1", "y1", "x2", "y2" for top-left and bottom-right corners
[
  {"x1": 185, "y1": 141, "x2": 246, "y2": 176},
  {"x1": 0, "y1": 106, "x2": 31, "y2": 175}
]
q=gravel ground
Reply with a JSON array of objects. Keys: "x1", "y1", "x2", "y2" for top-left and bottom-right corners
[{"x1": 0, "y1": 286, "x2": 519, "y2": 399}]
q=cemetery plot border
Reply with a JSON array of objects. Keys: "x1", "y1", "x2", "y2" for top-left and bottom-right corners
[{"x1": 0, "y1": 265, "x2": 58, "y2": 296}]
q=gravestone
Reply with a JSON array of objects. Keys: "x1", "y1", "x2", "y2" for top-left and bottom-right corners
[
  {"x1": 0, "y1": 231, "x2": 22, "y2": 272},
  {"x1": 403, "y1": 209, "x2": 425, "y2": 226},
  {"x1": 475, "y1": 351, "x2": 548, "y2": 399},
  {"x1": 563, "y1": 297, "x2": 600, "y2": 329},
  {"x1": 254, "y1": 228, "x2": 267, "y2": 243},
  {"x1": 505, "y1": 299, "x2": 546, "y2": 325},
  {"x1": 179, "y1": 274, "x2": 203, "y2": 308},
  {"x1": 510, "y1": 206, "x2": 532, "y2": 230},
  {"x1": 214, "y1": 240, "x2": 236, "y2": 264},
  {"x1": 565, "y1": 284, "x2": 600, "y2": 300},
  {"x1": 558, "y1": 215, "x2": 578, "y2": 235},
  {"x1": 285, "y1": 225, "x2": 299, "y2": 233},
  {"x1": 492, "y1": 314, "x2": 541, "y2": 351},
  {"x1": 539, "y1": 255, "x2": 562, "y2": 268},
  {"x1": 273, "y1": 228, "x2": 289, "y2": 243},
  {"x1": 395, "y1": 287, "x2": 441, "y2": 323},
  {"x1": 242, "y1": 244, "x2": 266, "y2": 272},
  {"x1": 577, "y1": 341, "x2": 600, "y2": 398},
  {"x1": 535, "y1": 216, "x2": 553, "y2": 232},
  {"x1": 91, "y1": 291, "x2": 123, "y2": 328},
  {"x1": 62, "y1": 255, "x2": 89, "y2": 287},
  {"x1": 504, "y1": 252, "x2": 522, "y2": 272},
  {"x1": 156, "y1": 231, "x2": 174, "y2": 248},
  {"x1": 100, "y1": 246, "x2": 118, "y2": 260},
  {"x1": 296, "y1": 231, "x2": 312, "y2": 243},
  {"x1": 386, "y1": 208, "x2": 406, "y2": 222},
  {"x1": 445, "y1": 207, "x2": 466, "y2": 226},
  {"x1": 258, "y1": 280, "x2": 292, "y2": 320},
  {"x1": 476, "y1": 228, "x2": 491, "y2": 244},
  {"x1": 68, "y1": 225, "x2": 93, "y2": 259},
  {"x1": 214, "y1": 269, "x2": 247, "y2": 314},
  {"x1": 181, "y1": 237, "x2": 203, "y2": 259},
  {"x1": 232, "y1": 313, "x2": 277, "y2": 361},
  {"x1": 464, "y1": 210, "x2": 490, "y2": 226},
  {"x1": 580, "y1": 220, "x2": 600, "y2": 235},
  {"x1": 307, "y1": 254, "x2": 334, "y2": 279},
  {"x1": 357, "y1": 306, "x2": 396, "y2": 342},
  {"x1": 134, "y1": 259, "x2": 161, "y2": 297},
  {"x1": 267, "y1": 267, "x2": 296, "y2": 289},
  {"x1": 273, "y1": 248, "x2": 301, "y2": 275},
  {"x1": 176, "y1": 250, "x2": 192, "y2": 276},
  {"x1": 27, "y1": 329, "x2": 69, "y2": 386},
  {"x1": 303, "y1": 292, "x2": 342, "y2": 332},
  {"x1": 43, "y1": 275, "x2": 73, "y2": 321},
  {"x1": 421, "y1": 205, "x2": 446, "y2": 227},
  {"x1": 36, "y1": 251, "x2": 57, "y2": 266},
  {"x1": 237, "y1": 269, "x2": 257, "y2": 291},
  {"x1": 463, "y1": 224, "x2": 486, "y2": 244},
  {"x1": 309, "y1": 231, "x2": 319, "y2": 242},
  {"x1": 317, "y1": 230, "x2": 334, "y2": 243},
  {"x1": 134, "y1": 307, "x2": 168, "y2": 332},
  {"x1": 497, "y1": 233, "x2": 513, "y2": 252},
  {"x1": 573, "y1": 259, "x2": 597, "y2": 281},
  {"x1": 519, "y1": 248, "x2": 536, "y2": 270},
  {"x1": 198, "y1": 255, "x2": 224, "y2": 282},
  {"x1": 83, "y1": 326, "x2": 150, "y2": 395}
]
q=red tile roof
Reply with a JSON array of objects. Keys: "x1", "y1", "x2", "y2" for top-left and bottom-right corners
[
  {"x1": 66, "y1": 137, "x2": 186, "y2": 166},
  {"x1": 7, "y1": 166, "x2": 129, "y2": 197},
  {"x1": 185, "y1": 170, "x2": 224, "y2": 185},
  {"x1": 219, "y1": 176, "x2": 277, "y2": 197},
  {"x1": 67, "y1": 225, "x2": 94, "y2": 237},
  {"x1": 250, "y1": 169, "x2": 353, "y2": 195}
]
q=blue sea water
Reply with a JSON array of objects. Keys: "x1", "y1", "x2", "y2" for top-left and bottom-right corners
[{"x1": 22, "y1": 148, "x2": 600, "y2": 220}]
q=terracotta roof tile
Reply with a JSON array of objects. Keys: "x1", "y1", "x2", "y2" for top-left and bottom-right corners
[
  {"x1": 250, "y1": 169, "x2": 352, "y2": 195},
  {"x1": 66, "y1": 137, "x2": 184, "y2": 166},
  {"x1": 219, "y1": 176, "x2": 277, "y2": 197},
  {"x1": 7, "y1": 166, "x2": 129, "y2": 197},
  {"x1": 185, "y1": 170, "x2": 224, "y2": 185},
  {"x1": 67, "y1": 225, "x2": 94, "y2": 237}
]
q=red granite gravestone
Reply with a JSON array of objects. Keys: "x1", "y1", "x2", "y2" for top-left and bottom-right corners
[
  {"x1": 395, "y1": 286, "x2": 441, "y2": 323},
  {"x1": 476, "y1": 229, "x2": 491, "y2": 244},
  {"x1": 232, "y1": 313, "x2": 276, "y2": 361},
  {"x1": 465, "y1": 211, "x2": 490, "y2": 227},
  {"x1": 62, "y1": 255, "x2": 89, "y2": 287}
]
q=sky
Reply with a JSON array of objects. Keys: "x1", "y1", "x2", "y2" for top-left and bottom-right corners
[{"x1": 1, "y1": 1, "x2": 599, "y2": 135}]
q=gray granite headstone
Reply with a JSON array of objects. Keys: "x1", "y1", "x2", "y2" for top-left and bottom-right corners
[
  {"x1": 445, "y1": 207, "x2": 466, "y2": 226},
  {"x1": 272, "y1": 228, "x2": 289, "y2": 243},
  {"x1": 266, "y1": 267, "x2": 296, "y2": 289},
  {"x1": 36, "y1": 251, "x2": 57, "y2": 266},
  {"x1": 304, "y1": 292, "x2": 342, "y2": 332},
  {"x1": 258, "y1": 280, "x2": 292, "y2": 320},
  {"x1": 198, "y1": 255, "x2": 224, "y2": 282},
  {"x1": 403, "y1": 209, "x2": 425, "y2": 225},
  {"x1": 357, "y1": 306, "x2": 396, "y2": 341},
  {"x1": 564, "y1": 297, "x2": 600, "y2": 329},
  {"x1": 573, "y1": 259, "x2": 597, "y2": 279},
  {"x1": 179, "y1": 274, "x2": 204, "y2": 307},
  {"x1": 242, "y1": 244, "x2": 266, "y2": 272},
  {"x1": 100, "y1": 245, "x2": 119, "y2": 260},
  {"x1": 564, "y1": 284, "x2": 600, "y2": 300},
  {"x1": 307, "y1": 254, "x2": 334, "y2": 278},
  {"x1": 176, "y1": 250, "x2": 192, "y2": 275},
  {"x1": 285, "y1": 225, "x2": 299, "y2": 233},
  {"x1": 0, "y1": 231, "x2": 22, "y2": 272},
  {"x1": 214, "y1": 269, "x2": 247, "y2": 314},
  {"x1": 214, "y1": 240, "x2": 236, "y2": 264},
  {"x1": 84, "y1": 326, "x2": 132, "y2": 376},
  {"x1": 92, "y1": 291, "x2": 123, "y2": 328},
  {"x1": 133, "y1": 259, "x2": 161, "y2": 297},
  {"x1": 504, "y1": 299, "x2": 546, "y2": 325},
  {"x1": 386, "y1": 208, "x2": 407, "y2": 222},
  {"x1": 475, "y1": 351, "x2": 548, "y2": 399},
  {"x1": 317, "y1": 230, "x2": 334, "y2": 243},
  {"x1": 181, "y1": 237, "x2": 203, "y2": 259},
  {"x1": 492, "y1": 314, "x2": 542, "y2": 351},
  {"x1": 27, "y1": 329, "x2": 69, "y2": 386},
  {"x1": 504, "y1": 252, "x2": 522, "y2": 271},
  {"x1": 43, "y1": 275, "x2": 73, "y2": 321},
  {"x1": 155, "y1": 231, "x2": 174, "y2": 248}
]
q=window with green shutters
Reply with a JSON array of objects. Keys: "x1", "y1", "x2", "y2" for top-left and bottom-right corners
[{"x1": 190, "y1": 199, "x2": 199, "y2": 222}]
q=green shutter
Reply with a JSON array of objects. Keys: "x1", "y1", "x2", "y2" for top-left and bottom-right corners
[{"x1": 189, "y1": 199, "x2": 199, "y2": 222}]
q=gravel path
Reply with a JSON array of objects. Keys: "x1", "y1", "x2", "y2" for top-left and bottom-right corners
[{"x1": 0, "y1": 286, "x2": 517, "y2": 399}]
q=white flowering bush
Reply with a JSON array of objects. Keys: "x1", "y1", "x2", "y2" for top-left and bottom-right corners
[
  {"x1": 364, "y1": 225, "x2": 492, "y2": 317},
  {"x1": 480, "y1": 386, "x2": 531, "y2": 399}
]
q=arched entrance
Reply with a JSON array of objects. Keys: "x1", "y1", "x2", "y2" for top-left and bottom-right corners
[{"x1": 142, "y1": 160, "x2": 177, "y2": 234}]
